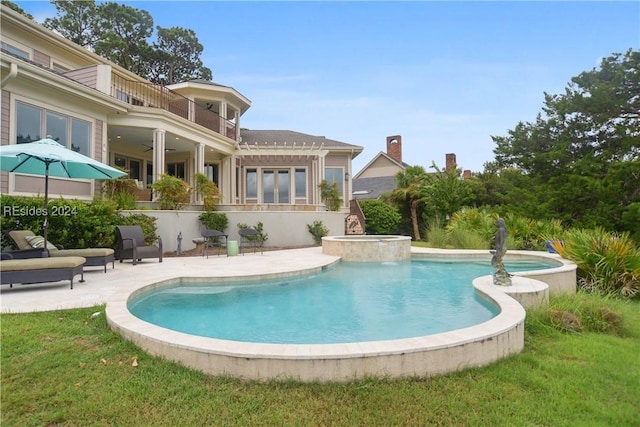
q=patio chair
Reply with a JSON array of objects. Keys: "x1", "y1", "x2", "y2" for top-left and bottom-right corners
[
  {"x1": 202, "y1": 229, "x2": 228, "y2": 258},
  {"x1": 115, "y1": 225, "x2": 163, "y2": 265},
  {"x1": 5, "y1": 229, "x2": 115, "y2": 273},
  {"x1": 238, "y1": 228, "x2": 264, "y2": 255},
  {"x1": 0, "y1": 252, "x2": 86, "y2": 289}
]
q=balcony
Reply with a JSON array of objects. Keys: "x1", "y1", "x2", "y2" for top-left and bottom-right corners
[{"x1": 110, "y1": 74, "x2": 238, "y2": 140}]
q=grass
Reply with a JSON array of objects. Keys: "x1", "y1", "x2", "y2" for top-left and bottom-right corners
[{"x1": 2, "y1": 295, "x2": 639, "y2": 426}]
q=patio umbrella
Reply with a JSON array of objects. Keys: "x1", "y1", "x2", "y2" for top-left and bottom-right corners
[{"x1": 0, "y1": 137, "x2": 126, "y2": 252}]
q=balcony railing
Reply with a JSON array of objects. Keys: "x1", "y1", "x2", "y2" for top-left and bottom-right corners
[{"x1": 111, "y1": 74, "x2": 238, "y2": 141}]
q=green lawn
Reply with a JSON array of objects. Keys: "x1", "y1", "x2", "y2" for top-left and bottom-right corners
[{"x1": 1, "y1": 295, "x2": 639, "y2": 426}]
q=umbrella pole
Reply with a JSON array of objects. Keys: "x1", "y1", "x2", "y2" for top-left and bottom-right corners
[{"x1": 42, "y1": 162, "x2": 50, "y2": 257}]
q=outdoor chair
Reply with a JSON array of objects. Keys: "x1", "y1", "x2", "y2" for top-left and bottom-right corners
[
  {"x1": 0, "y1": 252, "x2": 86, "y2": 289},
  {"x1": 115, "y1": 225, "x2": 163, "y2": 265},
  {"x1": 238, "y1": 228, "x2": 263, "y2": 255},
  {"x1": 202, "y1": 229, "x2": 228, "y2": 258},
  {"x1": 5, "y1": 229, "x2": 115, "y2": 273}
]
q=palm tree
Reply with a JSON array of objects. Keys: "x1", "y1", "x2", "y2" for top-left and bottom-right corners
[{"x1": 391, "y1": 165, "x2": 428, "y2": 240}]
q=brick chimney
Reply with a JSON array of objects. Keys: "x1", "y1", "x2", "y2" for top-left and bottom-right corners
[
  {"x1": 386, "y1": 135, "x2": 402, "y2": 163},
  {"x1": 445, "y1": 153, "x2": 457, "y2": 171}
]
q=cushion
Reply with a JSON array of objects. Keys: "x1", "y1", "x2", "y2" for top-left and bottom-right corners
[
  {"x1": 24, "y1": 235, "x2": 58, "y2": 251},
  {"x1": 0, "y1": 256, "x2": 86, "y2": 271}
]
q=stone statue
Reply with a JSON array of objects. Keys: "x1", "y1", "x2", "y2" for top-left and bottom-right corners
[{"x1": 491, "y1": 218, "x2": 512, "y2": 286}]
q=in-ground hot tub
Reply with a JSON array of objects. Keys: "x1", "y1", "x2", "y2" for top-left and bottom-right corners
[{"x1": 322, "y1": 235, "x2": 412, "y2": 262}]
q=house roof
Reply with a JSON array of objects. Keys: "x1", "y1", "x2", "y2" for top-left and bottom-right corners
[
  {"x1": 353, "y1": 151, "x2": 409, "y2": 179},
  {"x1": 240, "y1": 130, "x2": 363, "y2": 152},
  {"x1": 352, "y1": 176, "x2": 398, "y2": 200}
]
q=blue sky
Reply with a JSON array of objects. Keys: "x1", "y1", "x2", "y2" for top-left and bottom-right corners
[{"x1": 17, "y1": 1, "x2": 640, "y2": 173}]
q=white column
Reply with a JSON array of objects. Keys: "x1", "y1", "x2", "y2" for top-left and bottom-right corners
[
  {"x1": 220, "y1": 102, "x2": 228, "y2": 138},
  {"x1": 152, "y1": 129, "x2": 166, "y2": 200}
]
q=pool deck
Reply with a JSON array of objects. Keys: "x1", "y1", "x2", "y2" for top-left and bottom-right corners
[{"x1": 1, "y1": 246, "x2": 339, "y2": 313}]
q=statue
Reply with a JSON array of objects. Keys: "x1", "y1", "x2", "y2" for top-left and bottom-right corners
[{"x1": 491, "y1": 218, "x2": 512, "y2": 286}]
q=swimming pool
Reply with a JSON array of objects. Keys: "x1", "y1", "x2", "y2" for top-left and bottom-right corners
[
  {"x1": 128, "y1": 259, "x2": 555, "y2": 344},
  {"x1": 106, "y1": 247, "x2": 576, "y2": 382}
]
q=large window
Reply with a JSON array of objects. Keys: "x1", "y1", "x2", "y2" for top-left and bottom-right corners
[
  {"x1": 262, "y1": 169, "x2": 290, "y2": 204},
  {"x1": 114, "y1": 155, "x2": 143, "y2": 181},
  {"x1": 295, "y1": 168, "x2": 307, "y2": 198},
  {"x1": 246, "y1": 168, "x2": 257, "y2": 198},
  {"x1": 16, "y1": 101, "x2": 91, "y2": 155},
  {"x1": 167, "y1": 162, "x2": 185, "y2": 179},
  {"x1": 324, "y1": 167, "x2": 344, "y2": 194},
  {"x1": 204, "y1": 163, "x2": 219, "y2": 186}
]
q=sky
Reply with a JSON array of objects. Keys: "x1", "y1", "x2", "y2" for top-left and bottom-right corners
[{"x1": 15, "y1": 1, "x2": 640, "y2": 173}]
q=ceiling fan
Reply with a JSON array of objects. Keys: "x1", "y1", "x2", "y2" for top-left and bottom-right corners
[{"x1": 142, "y1": 144, "x2": 176, "y2": 152}]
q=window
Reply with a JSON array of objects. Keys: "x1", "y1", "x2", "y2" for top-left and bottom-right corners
[
  {"x1": 114, "y1": 155, "x2": 143, "y2": 181},
  {"x1": 246, "y1": 169, "x2": 257, "y2": 198},
  {"x1": 204, "y1": 163, "x2": 219, "y2": 186},
  {"x1": 16, "y1": 103, "x2": 41, "y2": 143},
  {"x1": 167, "y1": 162, "x2": 185, "y2": 179},
  {"x1": 16, "y1": 102, "x2": 91, "y2": 155},
  {"x1": 295, "y1": 168, "x2": 306, "y2": 198},
  {"x1": 3, "y1": 42, "x2": 29, "y2": 59},
  {"x1": 324, "y1": 168, "x2": 344, "y2": 194}
]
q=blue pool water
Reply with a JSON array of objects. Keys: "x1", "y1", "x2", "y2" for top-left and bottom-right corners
[{"x1": 128, "y1": 259, "x2": 555, "y2": 344}]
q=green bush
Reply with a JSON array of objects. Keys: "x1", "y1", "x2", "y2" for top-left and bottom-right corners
[
  {"x1": 359, "y1": 200, "x2": 402, "y2": 235},
  {"x1": 318, "y1": 180, "x2": 342, "y2": 211},
  {"x1": 151, "y1": 174, "x2": 191, "y2": 210},
  {"x1": 553, "y1": 227, "x2": 640, "y2": 298},
  {"x1": 198, "y1": 211, "x2": 228, "y2": 232},
  {"x1": 194, "y1": 173, "x2": 220, "y2": 212},
  {"x1": 102, "y1": 177, "x2": 138, "y2": 209},
  {"x1": 307, "y1": 220, "x2": 329, "y2": 244},
  {"x1": 0, "y1": 195, "x2": 158, "y2": 250}
]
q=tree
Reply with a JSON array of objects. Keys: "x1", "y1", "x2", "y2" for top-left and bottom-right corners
[
  {"x1": 40, "y1": 0, "x2": 212, "y2": 84},
  {"x1": 2, "y1": 0, "x2": 34, "y2": 20},
  {"x1": 422, "y1": 162, "x2": 474, "y2": 222},
  {"x1": 491, "y1": 49, "x2": 640, "y2": 231},
  {"x1": 146, "y1": 26, "x2": 213, "y2": 85},
  {"x1": 391, "y1": 166, "x2": 428, "y2": 240},
  {"x1": 43, "y1": 1, "x2": 100, "y2": 49},
  {"x1": 93, "y1": 2, "x2": 154, "y2": 76}
]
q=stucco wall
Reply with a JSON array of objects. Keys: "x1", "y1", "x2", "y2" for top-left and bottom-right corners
[{"x1": 121, "y1": 210, "x2": 348, "y2": 252}]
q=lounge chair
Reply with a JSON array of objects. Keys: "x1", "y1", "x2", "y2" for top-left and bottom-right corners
[
  {"x1": 0, "y1": 252, "x2": 85, "y2": 289},
  {"x1": 6, "y1": 230, "x2": 115, "y2": 273},
  {"x1": 115, "y1": 225, "x2": 163, "y2": 265},
  {"x1": 202, "y1": 229, "x2": 228, "y2": 258},
  {"x1": 238, "y1": 228, "x2": 264, "y2": 255}
]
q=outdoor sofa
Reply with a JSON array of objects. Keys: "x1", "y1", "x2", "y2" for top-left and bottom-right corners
[
  {"x1": 6, "y1": 230, "x2": 115, "y2": 273},
  {"x1": 0, "y1": 252, "x2": 85, "y2": 289}
]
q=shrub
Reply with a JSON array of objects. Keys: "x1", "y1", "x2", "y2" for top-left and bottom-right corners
[
  {"x1": 359, "y1": 200, "x2": 402, "y2": 235},
  {"x1": 151, "y1": 174, "x2": 191, "y2": 210},
  {"x1": 318, "y1": 180, "x2": 342, "y2": 211},
  {"x1": 102, "y1": 177, "x2": 138, "y2": 209},
  {"x1": 307, "y1": 220, "x2": 329, "y2": 244},
  {"x1": 198, "y1": 211, "x2": 228, "y2": 232},
  {"x1": 554, "y1": 227, "x2": 640, "y2": 298},
  {"x1": 194, "y1": 173, "x2": 220, "y2": 211},
  {"x1": 0, "y1": 195, "x2": 158, "y2": 250}
]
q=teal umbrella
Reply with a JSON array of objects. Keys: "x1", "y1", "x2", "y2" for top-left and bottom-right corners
[{"x1": 0, "y1": 138, "x2": 126, "y2": 252}]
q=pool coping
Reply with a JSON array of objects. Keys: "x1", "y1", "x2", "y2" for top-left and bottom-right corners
[{"x1": 105, "y1": 248, "x2": 576, "y2": 382}]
